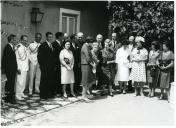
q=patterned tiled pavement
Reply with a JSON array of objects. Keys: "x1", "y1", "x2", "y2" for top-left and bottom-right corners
[{"x1": 1, "y1": 94, "x2": 84, "y2": 126}]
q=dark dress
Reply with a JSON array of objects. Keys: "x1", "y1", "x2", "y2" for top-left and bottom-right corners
[
  {"x1": 2, "y1": 44, "x2": 17, "y2": 102},
  {"x1": 52, "y1": 40, "x2": 63, "y2": 94},
  {"x1": 101, "y1": 48, "x2": 115, "y2": 85},
  {"x1": 96, "y1": 47, "x2": 103, "y2": 88},
  {"x1": 37, "y1": 42, "x2": 55, "y2": 98},
  {"x1": 158, "y1": 51, "x2": 174, "y2": 89},
  {"x1": 146, "y1": 50, "x2": 160, "y2": 87}
]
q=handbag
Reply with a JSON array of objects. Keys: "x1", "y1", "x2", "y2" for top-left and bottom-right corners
[
  {"x1": 64, "y1": 58, "x2": 70, "y2": 65},
  {"x1": 150, "y1": 66, "x2": 156, "y2": 77}
]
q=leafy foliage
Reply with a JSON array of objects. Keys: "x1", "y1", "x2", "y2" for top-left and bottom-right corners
[{"x1": 107, "y1": 1, "x2": 174, "y2": 50}]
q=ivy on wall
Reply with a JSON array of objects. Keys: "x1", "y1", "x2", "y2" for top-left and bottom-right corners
[
  {"x1": 1, "y1": 1, "x2": 23, "y2": 7},
  {"x1": 107, "y1": 1, "x2": 174, "y2": 50}
]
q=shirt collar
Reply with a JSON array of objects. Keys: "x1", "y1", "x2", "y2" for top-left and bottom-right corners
[
  {"x1": 8, "y1": 43, "x2": 13, "y2": 49},
  {"x1": 46, "y1": 40, "x2": 51, "y2": 47},
  {"x1": 34, "y1": 40, "x2": 39, "y2": 44},
  {"x1": 56, "y1": 40, "x2": 61, "y2": 45}
]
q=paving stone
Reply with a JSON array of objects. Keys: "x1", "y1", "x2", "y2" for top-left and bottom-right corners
[
  {"x1": 58, "y1": 101, "x2": 71, "y2": 106},
  {"x1": 13, "y1": 112, "x2": 31, "y2": 120},
  {"x1": 29, "y1": 97, "x2": 40, "y2": 100},
  {"x1": 42, "y1": 105, "x2": 60, "y2": 110}
]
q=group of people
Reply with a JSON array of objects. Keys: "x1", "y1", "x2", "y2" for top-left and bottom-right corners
[{"x1": 2, "y1": 31, "x2": 174, "y2": 103}]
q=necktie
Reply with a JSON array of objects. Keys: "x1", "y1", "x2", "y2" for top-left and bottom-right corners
[{"x1": 49, "y1": 43, "x2": 53, "y2": 50}]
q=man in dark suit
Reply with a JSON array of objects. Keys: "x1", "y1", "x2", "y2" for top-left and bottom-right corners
[
  {"x1": 2, "y1": 34, "x2": 18, "y2": 103},
  {"x1": 73, "y1": 32, "x2": 85, "y2": 95},
  {"x1": 70, "y1": 34, "x2": 82, "y2": 95},
  {"x1": 52, "y1": 32, "x2": 63, "y2": 97},
  {"x1": 37, "y1": 32, "x2": 55, "y2": 99}
]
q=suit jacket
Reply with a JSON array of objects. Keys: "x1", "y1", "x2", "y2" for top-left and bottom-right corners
[
  {"x1": 2, "y1": 44, "x2": 17, "y2": 74},
  {"x1": 52, "y1": 40, "x2": 63, "y2": 69},
  {"x1": 37, "y1": 42, "x2": 55, "y2": 73},
  {"x1": 81, "y1": 43, "x2": 92, "y2": 65}
]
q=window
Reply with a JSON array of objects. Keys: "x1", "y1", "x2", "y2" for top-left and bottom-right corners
[
  {"x1": 62, "y1": 15, "x2": 76, "y2": 34},
  {"x1": 59, "y1": 8, "x2": 80, "y2": 35}
]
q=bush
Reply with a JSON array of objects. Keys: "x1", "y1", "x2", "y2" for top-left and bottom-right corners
[{"x1": 107, "y1": 1, "x2": 174, "y2": 50}]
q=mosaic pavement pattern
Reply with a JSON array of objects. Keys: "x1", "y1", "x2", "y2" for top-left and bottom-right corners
[{"x1": 1, "y1": 94, "x2": 84, "y2": 126}]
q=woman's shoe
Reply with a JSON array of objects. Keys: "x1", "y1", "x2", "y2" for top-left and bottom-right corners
[
  {"x1": 133, "y1": 93, "x2": 138, "y2": 97},
  {"x1": 70, "y1": 93, "x2": 76, "y2": 97},
  {"x1": 109, "y1": 93, "x2": 114, "y2": 97},
  {"x1": 119, "y1": 89, "x2": 123, "y2": 94},
  {"x1": 151, "y1": 91, "x2": 154, "y2": 97},
  {"x1": 63, "y1": 93, "x2": 68, "y2": 98},
  {"x1": 148, "y1": 91, "x2": 151, "y2": 97},
  {"x1": 159, "y1": 94, "x2": 163, "y2": 100},
  {"x1": 123, "y1": 90, "x2": 126, "y2": 94}
]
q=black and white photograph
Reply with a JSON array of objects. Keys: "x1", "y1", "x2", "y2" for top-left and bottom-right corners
[{"x1": 0, "y1": 0, "x2": 175, "y2": 126}]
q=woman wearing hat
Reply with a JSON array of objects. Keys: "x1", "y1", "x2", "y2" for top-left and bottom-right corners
[
  {"x1": 147, "y1": 41, "x2": 160, "y2": 97},
  {"x1": 115, "y1": 40, "x2": 130, "y2": 94},
  {"x1": 129, "y1": 36, "x2": 148, "y2": 97}
]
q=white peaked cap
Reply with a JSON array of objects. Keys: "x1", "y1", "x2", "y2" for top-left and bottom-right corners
[{"x1": 135, "y1": 36, "x2": 145, "y2": 43}]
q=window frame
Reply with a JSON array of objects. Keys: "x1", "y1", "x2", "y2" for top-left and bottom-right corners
[{"x1": 59, "y1": 8, "x2": 80, "y2": 34}]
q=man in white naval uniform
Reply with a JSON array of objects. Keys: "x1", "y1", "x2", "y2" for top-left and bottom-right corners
[
  {"x1": 15, "y1": 35, "x2": 29, "y2": 100},
  {"x1": 28, "y1": 33, "x2": 42, "y2": 96}
]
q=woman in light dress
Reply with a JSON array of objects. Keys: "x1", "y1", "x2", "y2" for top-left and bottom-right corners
[
  {"x1": 129, "y1": 36, "x2": 148, "y2": 97},
  {"x1": 115, "y1": 40, "x2": 130, "y2": 94},
  {"x1": 60, "y1": 40, "x2": 75, "y2": 98}
]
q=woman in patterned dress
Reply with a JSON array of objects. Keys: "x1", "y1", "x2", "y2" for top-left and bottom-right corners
[
  {"x1": 101, "y1": 40, "x2": 115, "y2": 96},
  {"x1": 157, "y1": 42, "x2": 174, "y2": 101},
  {"x1": 60, "y1": 40, "x2": 75, "y2": 98},
  {"x1": 129, "y1": 37, "x2": 148, "y2": 97},
  {"x1": 147, "y1": 41, "x2": 160, "y2": 97}
]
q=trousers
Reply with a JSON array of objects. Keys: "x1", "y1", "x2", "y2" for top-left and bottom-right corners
[
  {"x1": 29, "y1": 63, "x2": 41, "y2": 94},
  {"x1": 15, "y1": 71, "x2": 27, "y2": 98}
]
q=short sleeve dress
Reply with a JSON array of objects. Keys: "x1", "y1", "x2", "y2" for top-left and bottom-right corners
[
  {"x1": 129, "y1": 47, "x2": 148, "y2": 83},
  {"x1": 158, "y1": 50, "x2": 174, "y2": 89},
  {"x1": 147, "y1": 50, "x2": 160, "y2": 84}
]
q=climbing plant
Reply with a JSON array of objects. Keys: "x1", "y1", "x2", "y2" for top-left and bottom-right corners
[{"x1": 107, "y1": 1, "x2": 174, "y2": 50}]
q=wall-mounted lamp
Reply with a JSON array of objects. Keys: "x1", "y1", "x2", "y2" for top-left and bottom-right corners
[{"x1": 30, "y1": 7, "x2": 44, "y2": 23}]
